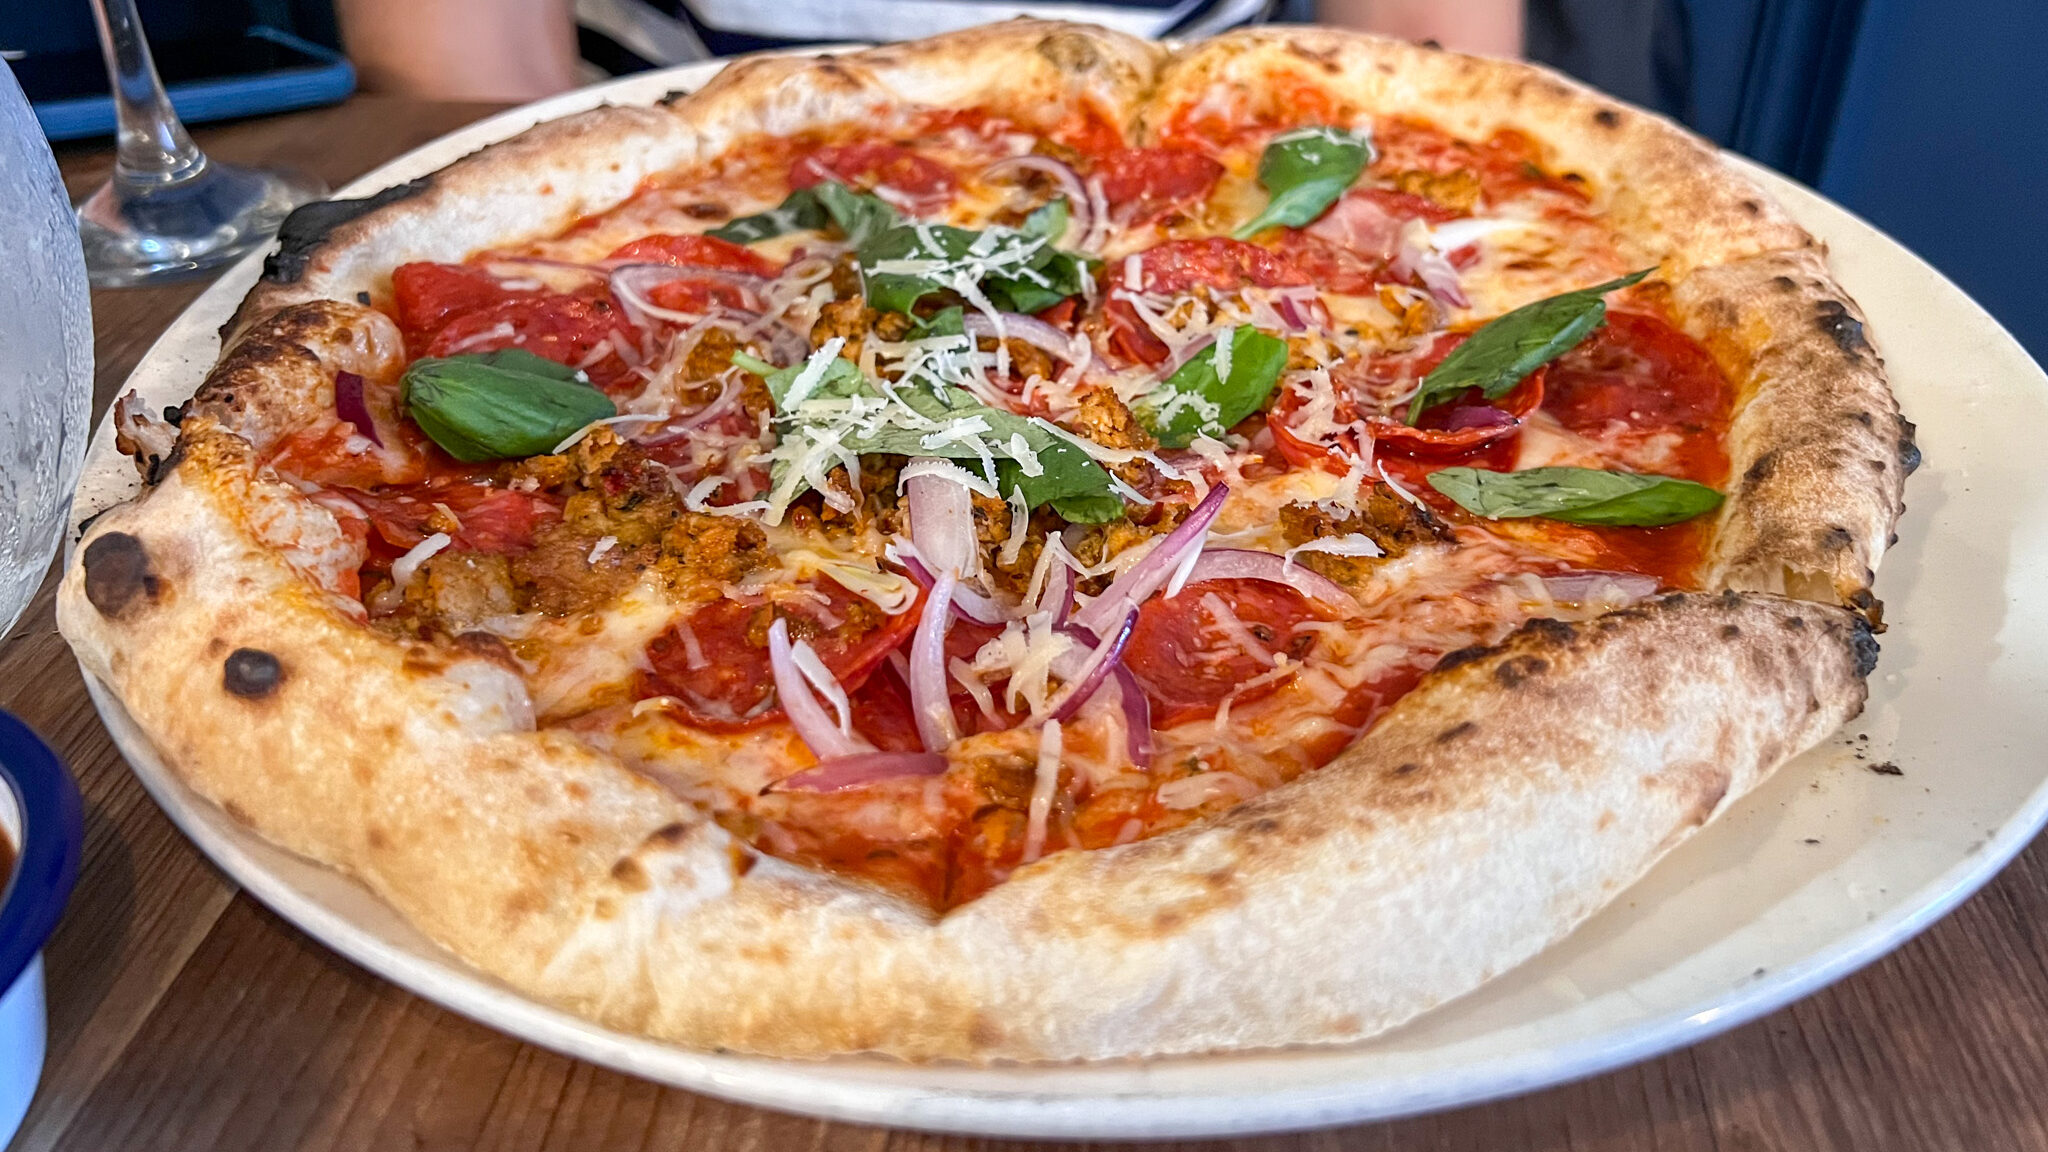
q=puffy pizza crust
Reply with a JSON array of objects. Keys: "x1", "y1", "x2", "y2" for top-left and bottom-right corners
[{"x1": 62, "y1": 21, "x2": 1904, "y2": 1061}]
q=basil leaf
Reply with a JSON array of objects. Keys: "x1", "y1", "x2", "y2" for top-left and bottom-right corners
[
  {"x1": 402, "y1": 350, "x2": 617, "y2": 462},
  {"x1": 1406, "y1": 269, "x2": 1654, "y2": 423},
  {"x1": 1133, "y1": 326, "x2": 1289, "y2": 448},
  {"x1": 907, "y1": 305, "x2": 966, "y2": 340},
  {"x1": 1020, "y1": 196, "x2": 1069, "y2": 242},
  {"x1": 1047, "y1": 490, "x2": 1127, "y2": 524},
  {"x1": 857, "y1": 220, "x2": 1095, "y2": 316},
  {"x1": 1426, "y1": 466, "x2": 1723, "y2": 527},
  {"x1": 707, "y1": 181, "x2": 898, "y2": 246},
  {"x1": 1231, "y1": 126, "x2": 1374, "y2": 240},
  {"x1": 745, "y1": 349, "x2": 868, "y2": 409}
]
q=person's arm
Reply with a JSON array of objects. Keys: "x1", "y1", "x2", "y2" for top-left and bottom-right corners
[
  {"x1": 1315, "y1": 0, "x2": 1524, "y2": 57},
  {"x1": 336, "y1": 0, "x2": 582, "y2": 101}
]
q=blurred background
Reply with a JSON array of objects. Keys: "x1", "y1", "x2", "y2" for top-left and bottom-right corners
[{"x1": 3, "y1": 0, "x2": 2040, "y2": 361}]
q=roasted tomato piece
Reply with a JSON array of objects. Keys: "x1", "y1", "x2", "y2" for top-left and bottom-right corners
[
  {"x1": 1095, "y1": 147, "x2": 1225, "y2": 223},
  {"x1": 391, "y1": 262, "x2": 544, "y2": 348},
  {"x1": 606, "y1": 233, "x2": 778, "y2": 315},
  {"x1": 423, "y1": 292, "x2": 640, "y2": 391},
  {"x1": 640, "y1": 579, "x2": 923, "y2": 732},
  {"x1": 348, "y1": 481, "x2": 560, "y2": 552},
  {"x1": 791, "y1": 142, "x2": 957, "y2": 212},
  {"x1": 1122, "y1": 579, "x2": 1327, "y2": 727}
]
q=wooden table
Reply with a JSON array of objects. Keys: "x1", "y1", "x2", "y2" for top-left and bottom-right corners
[{"x1": 10, "y1": 93, "x2": 2048, "y2": 1152}]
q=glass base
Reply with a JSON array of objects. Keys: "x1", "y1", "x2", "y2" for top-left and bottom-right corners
[{"x1": 77, "y1": 158, "x2": 326, "y2": 288}]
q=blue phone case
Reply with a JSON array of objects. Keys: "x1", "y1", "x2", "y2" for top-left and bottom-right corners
[{"x1": 33, "y1": 26, "x2": 355, "y2": 142}]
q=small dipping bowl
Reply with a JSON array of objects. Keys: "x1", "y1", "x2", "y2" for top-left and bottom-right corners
[{"x1": 0, "y1": 711, "x2": 82, "y2": 1143}]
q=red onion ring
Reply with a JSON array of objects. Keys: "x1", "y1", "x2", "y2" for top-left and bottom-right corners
[
  {"x1": 769, "y1": 751, "x2": 950, "y2": 793},
  {"x1": 1539, "y1": 571, "x2": 1660, "y2": 604},
  {"x1": 637, "y1": 378, "x2": 743, "y2": 446},
  {"x1": 1073, "y1": 482, "x2": 1229, "y2": 636},
  {"x1": 610, "y1": 263, "x2": 768, "y2": 327},
  {"x1": 961, "y1": 312, "x2": 1090, "y2": 374},
  {"x1": 333, "y1": 371, "x2": 381, "y2": 447},
  {"x1": 1110, "y1": 665, "x2": 1153, "y2": 768},
  {"x1": 766, "y1": 618, "x2": 866, "y2": 761},
  {"x1": 905, "y1": 463, "x2": 981, "y2": 579},
  {"x1": 1047, "y1": 610, "x2": 1137, "y2": 722},
  {"x1": 1037, "y1": 556, "x2": 1075, "y2": 626},
  {"x1": 1178, "y1": 549, "x2": 1359, "y2": 613},
  {"x1": 1394, "y1": 237, "x2": 1470, "y2": 309},
  {"x1": 982, "y1": 155, "x2": 1092, "y2": 247},
  {"x1": 909, "y1": 567, "x2": 959, "y2": 751},
  {"x1": 898, "y1": 553, "x2": 1005, "y2": 627}
]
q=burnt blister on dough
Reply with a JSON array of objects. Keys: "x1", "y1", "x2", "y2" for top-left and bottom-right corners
[
  {"x1": 223, "y1": 647, "x2": 285, "y2": 699},
  {"x1": 82, "y1": 532, "x2": 160, "y2": 618}
]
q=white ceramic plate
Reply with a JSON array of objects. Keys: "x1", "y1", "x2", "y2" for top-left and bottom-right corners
[{"x1": 69, "y1": 58, "x2": 2048, "y2": 1140}]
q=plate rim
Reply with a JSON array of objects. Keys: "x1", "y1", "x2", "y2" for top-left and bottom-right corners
[{"x1": 64, "y1": 56, "x2": 2048, "y2": 1140}]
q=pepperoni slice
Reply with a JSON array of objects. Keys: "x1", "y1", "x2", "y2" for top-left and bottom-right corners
[
  {"x1": 791, "y1": 142, "x2": 957, "y2": 213},
  {"x1": 1095, "y1": 147, "x2": 1225, "y2": 224},
  {"x1": 423, "y1": 292, "x2": 640, "y2": 391},
  {"x1": 1122, "y1": 579, "x2": 1326, "y2": 727},
  {"x1": 1105, "y1": 238, "x2": 1310, "y2": 365},
  {"x1": 1268, "y1": 331, "x2": 1543, "y2": 470},
  {"x1": 640, "y1": 580, "x2": 923, "y2": 733},
  {"x1": 1275, "y1": 188, "x2": 1466, "y2": 295},
  {"x1": 391, "y1": 262, "x2": 543, "y2": 349},
  {"x1": 1542, "y1": 311, "x2": 1728, "y2": 439}
]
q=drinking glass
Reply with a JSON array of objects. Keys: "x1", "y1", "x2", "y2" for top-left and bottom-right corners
[
  {"x1": 0, "y1": 64, "x2": 93, "y2": 639},
  {"x1": 73, "y1": 0, "x2": 327, "y2": 286}
]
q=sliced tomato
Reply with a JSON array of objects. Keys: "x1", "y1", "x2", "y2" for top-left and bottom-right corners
[
  {"x1": 1095, "y1": 147, "x2": 1225, "y2": 223},
  {"x1": 391, "y1": 262, "x2": 544, "y2": 349},
  {"x1": 1123, "y1": 579, "x2": 1327, "y2": 727},
  {"x1": 640, "y1": 579, "x2": 924, "y2": 733},
  {"x1": 423, "y1": 291, "x2": 640, "y2": 392},
  {"x1": 1105, "y1": 238, "x2": 1310, "y2": 366},
  {"x1": 605, "y1": 233, "x2": 778, "y2": 315},
  {"x1": 791, "y1": 142, "x2": 957, "y2": 212}
]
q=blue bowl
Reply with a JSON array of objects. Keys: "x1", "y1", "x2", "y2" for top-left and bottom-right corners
[{"x1": 0, "y1": 711, "x2": 83, "y2": 1141}]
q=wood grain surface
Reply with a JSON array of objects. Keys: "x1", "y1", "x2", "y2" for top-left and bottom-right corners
[{"x1": 9, "y1": 94, "x2": 2048, "y2": 1152}]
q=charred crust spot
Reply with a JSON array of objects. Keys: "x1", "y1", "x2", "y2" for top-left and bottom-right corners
[
  {"x1": 1659, "y1": 593, "x2": 1688, "y2": 608},
  {"x1": 82, "y1": 532, "x2": 160, "y2": 618},
  {"x1": 1520, "y1": 617, "x2": 1577, "y2": 644},
  {"x1": 649, "y1": 822, "x2": 690, "y2": 846},
  {"x1": 365, "y1": 826, "x2": 389, "y2": 850},
  {"x1": 162, "y1": 404, "x2": 184, "y2": 425},
  {"x1": 1898, "y1": 418, "x2": 1922, "y2": 474},
  {"x1": 222, "y1": 800, "x2": 255, "y2": 825},
  {"x1": 222, "y1": 648, "x2": 284, "y2": 699},
  {"x1": 657, "y1": 89, "x2": 688, "y2": 106},
  {"x1": 354, "y1": 290, "x2": 371, "y2": 306},
  {"x1": 1247, "y1": 817, "x2": 1282, "y2": 835},
  {"x1": 1392, "y1": 763, "x2": 1421, "y2": 776},
  {"x1": 1783, "y1": 615, "x2": 1808, "y2": 630},
  {"x1": 1717, "y1": 589, "x2": 1743, "y2": 608},
  {"x1": 1744, "y1": 449, "x2": 1780, "y2": 485},
  {"x1": 1850, "y1": 588, "x2": 1885, "y2": 632},
  {"x1": 1821, "y1": 526, "x2": 1855, "y2": 552},
  {"x1": 1433, "y1": 645, "x2": 1491, "y2": 674},
  {"x1": 681, "y1": 201, "x2": 727, "y2": 219},
  {"x1": 1740, "y1": 198, "x2": 1762, "y2": 216},
  {"x1": 1435, "y1": 721, "x2": 1476, "y2": 744},
  {"x1": 1593, "y1": 108, "x2": 1621, "y2": 128},
  {"x1": 1495, "y1": 655, "x2": 1549, "y2": 688},
  {"x1": 1721, "y1": 624, "x2": 1742, "y2": 639},
  {"x1": 1850, "y1": 617, "x2": 1881, "y2": 677},
  {"x1": 1814, "y1": 299, "x2": 1871, "y2": 355},
  {"x1": 1807, "y1": 695, "x2": 1822, "y2": 713},
  {"x1": 1851, "y1": 410, "x2": 1874, "y2": 428},
  {"x1": 262, "y1": 179, "x2": 430, "y2": 284},
  {"x1": 610, "y1": 856, "x2": 652, "y2": 891},
  {"x1": 1771, "y1": 275, "x2": 1799, "y2": 292}
]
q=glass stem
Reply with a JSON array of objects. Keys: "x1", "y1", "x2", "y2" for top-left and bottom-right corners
[{"x1": 87, "y1": 0, "x2": 205, "y2": 186}]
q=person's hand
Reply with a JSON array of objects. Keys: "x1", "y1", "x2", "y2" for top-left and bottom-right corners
[{"x1": 1315, "y1": 0, "x2": 1524, "y2": 57}]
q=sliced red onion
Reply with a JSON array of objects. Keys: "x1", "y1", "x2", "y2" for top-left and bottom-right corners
[
  {"x1": 1047, "y1": 610, "x2": 1137, "y2": 722},
  {"x1": 333, "y1": 371, "x2": 381, "y2": 447},
  {"x1": 756, "y1": 321, "x2": 811, "y2": 368},
  {"x1": 1274, "y1": 293, "x2": 1318, "y2": 332},
  {"x1": 1037, "y1": 556, "x2": 1075, "y2": 626},
  {"x1": 1110, "y1": 665, "x2": 1153, "y2": 768},
  {"x1": 910, "y1": 567, "x2": 959, "y2": 751},
  {"x1": 1179, "y1": 549, "x2": 1359, "y2": 612},
  {"x1": 905, "y1": 460, "x2": 983, "y2": 580},
  {"x1": 1540, "y1": 571, "x2": 1660, "y2": 604},
  {"x1": 1162, "y1": 333, "x2": 1221, "y2": 377},
  {"x1": 897, "y1": 551, "x2": 1006, "y2": 627},
  {"x1": 1394, "y1": 234, "x2": 1470, "y2": 309},
  {"x1": 767, "y1": 618, "x2": 865, "y2": 761},
  {"x1": 1073, "y1": 482, "x2": 1229, "y2": 636},
  {"x1": 638, "y1": 378, "x2": 742, "y2": 445},
  {"x1": 982, "y1": 155, "x2": 1092, "y2": 247},
  {"x1": 962, "y1": 311, "x2": 1088, "y2": 368},
  {"x1": 1439, "y1": 405, "x2": 1517, "y2": 431},
  {"x1": 610, "y1": 263, "x2": 766, "y2": 327},
  {"x1": 770, "y1": 751, "x2": 950, "y2": 793}
]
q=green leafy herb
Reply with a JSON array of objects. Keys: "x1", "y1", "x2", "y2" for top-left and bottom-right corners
[
  {"x1": 707, "y1": 181, "x2": 899, "y2": 247},
  {"x1": 1020, "y1": 196, "x2": 1070, "y2": 243},
  {"x1": 856, "y1": 221, "x2": 1095, "y2": 315},
  {"x1": 1132, "y1": 326, "x2": 1289, "y2": 448},
  {"x1": 906, "y1": 305, "x2": 966, "y2": 340},
  {"x1": 739, "y1": 347, "x2": 1120, "y2": 523},
  {"x1": 401, "y1": 349, "x2": 616, "y2": 462},
  {"x1": 1405, "y1": 269, "x2": 1654, "y2": 423},
  {"x1": 1230, "y1": 126, "x2": 1374, "y2": 240},
  {"x1": 1426, "y1": 466, "x2": 1724, "y2": 527}
]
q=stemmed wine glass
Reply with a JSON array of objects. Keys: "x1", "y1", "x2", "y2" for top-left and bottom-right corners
[{"x1": 73, "y1": 0, "x2": 328, "y2": 286}]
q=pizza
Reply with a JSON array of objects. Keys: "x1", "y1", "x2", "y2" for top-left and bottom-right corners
[{"x1": 58, "y1": 22, "x2": 1913, "y2": 1062}]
